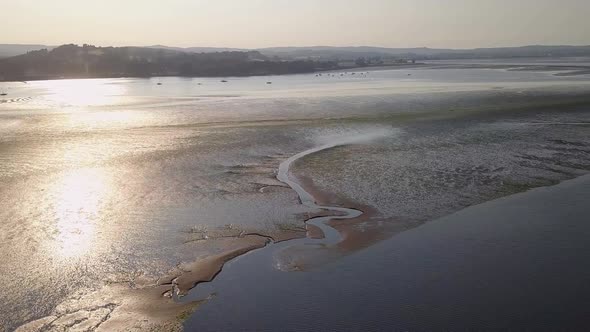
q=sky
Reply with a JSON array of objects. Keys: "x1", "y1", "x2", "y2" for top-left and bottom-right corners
[{"x1": 1, "y1": 0, "x2": 589, "y2": 49}]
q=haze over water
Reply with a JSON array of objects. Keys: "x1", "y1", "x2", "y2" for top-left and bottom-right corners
[{"x1": 2, "y1": 64, "x2": 590, "y2": 330}]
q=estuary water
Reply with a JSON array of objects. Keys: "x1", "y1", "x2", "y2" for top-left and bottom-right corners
[{"x1": 1, "y1": 65, "x2": 590, "y2": 330}]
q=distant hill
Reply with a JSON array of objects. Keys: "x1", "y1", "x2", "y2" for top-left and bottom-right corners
[
  {"x1": 0, "y1": 44, "x2": 54, "y2": 58},
  {"x1": 3, "y1": 43, "x2": 590, "y2": 61},
  {"x1": 146, "y1": 45, "x2": 269, "y2": 61},
  {"x1": 257, "y1": 46, "x2": 452, "y2": 59},
  {"x1": 0, "y1": 44, "x2": 338, "y2": 81},
  {"x1": 256, "y1": 45, "x2": 590, "y2": 60},
  {"x1": 146, "y1": 45, "x2": 590, "y2": 60},
  {"x1": 146, "y1": 45, "x2": 247, "y2": 53}
]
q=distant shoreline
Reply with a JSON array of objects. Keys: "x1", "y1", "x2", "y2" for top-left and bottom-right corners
[
  {"x1": 0, "y1": 63, "x2": 428, "y2": 83},
  {"x1": 4, "y1": 62, "x2": 590, "y2": 84}
]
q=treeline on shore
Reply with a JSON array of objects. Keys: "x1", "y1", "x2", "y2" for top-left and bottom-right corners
[{"x1": 0, "y1": 44, "x2": 339, "y2": 81}]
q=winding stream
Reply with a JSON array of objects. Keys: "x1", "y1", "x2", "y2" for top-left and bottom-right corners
[
  {"x1": 275, "y1": 128, "x2": 396, "y2": 246},
  {"x1": 277, "y1": 142, "x2": 364, "y2": 246},
  {"x1": 183, "y1": 130, "x2": 394, "y2": 298}
]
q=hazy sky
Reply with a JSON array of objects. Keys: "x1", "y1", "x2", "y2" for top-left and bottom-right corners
[{"x1": 1, "y1": 0, "x2": 589, "y2": 48}]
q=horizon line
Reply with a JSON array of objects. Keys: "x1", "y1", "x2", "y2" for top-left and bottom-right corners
[{"x1": 2, "y1": 42, "x2": 590, "y2": 51}]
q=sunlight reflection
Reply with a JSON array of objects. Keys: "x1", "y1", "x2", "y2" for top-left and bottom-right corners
[
  {"x1": 51, "y1": 168, "x2": 110, "y2": 258},
  {"x1": 41, "y1": 79, "x2": 125, "y2": 106},
  {"x1": 66, "y1": 109, "x2": 138, "y2": 130}
]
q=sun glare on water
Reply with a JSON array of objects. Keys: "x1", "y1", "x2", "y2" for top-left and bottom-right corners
[
  {"x1": 50, "y1": 168, "x2": 110, "y2": 258},
  {"x1": 40, "y1": 79, "x2": 126, "y2": 107}
]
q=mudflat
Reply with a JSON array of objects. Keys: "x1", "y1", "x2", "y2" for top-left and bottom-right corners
[{"x1": 2, "y1": 64, "x2": 590, "y2": 331}]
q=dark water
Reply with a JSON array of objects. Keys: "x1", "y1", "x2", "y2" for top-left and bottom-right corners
[{"x1": 185, "y1": 175, "x2": 590, "y2": 331}]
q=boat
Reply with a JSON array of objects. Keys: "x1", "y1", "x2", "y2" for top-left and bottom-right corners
[
  {"x1": 266, "y1": 82, "x2": 272, "y2": 84},
  {"x1": 221, "y1": 80, "x2": 228, "y2": 83}
]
